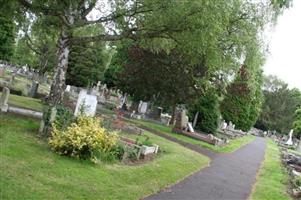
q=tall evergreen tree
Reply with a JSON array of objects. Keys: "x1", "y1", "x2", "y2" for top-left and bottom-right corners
[
  {"x1": 0, "y1": 3, "x2": 15, "y2": 61},
  {"x1": 294, "y1": 108, "x2": 301, "y2": 138},
  {"x1": 221, "y1": 65, "x2": 263, "y2": 131},
  {"x1": 66, "y1": 41, "x2": 109, "y2": 88},
  {"x1": 188, "y1": 88, "x2": 221, "y2": 134}
]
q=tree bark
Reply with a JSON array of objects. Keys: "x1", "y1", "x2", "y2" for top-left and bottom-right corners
[
  {"x1": 170, "y1": 104, "x2": 177, "y2": 125},
  {"x1": 40, "y1": 29, "x2": 70, "y2": 136}
]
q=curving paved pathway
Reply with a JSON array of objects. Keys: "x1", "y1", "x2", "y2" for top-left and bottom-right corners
[{"x1": 144, "y1": 137, "x2": 266, "y2": 200}]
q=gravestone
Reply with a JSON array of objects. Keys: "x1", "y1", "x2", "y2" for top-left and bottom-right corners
[
  {"x1": 138, "y1": 101, "x2": 148, "y2": 114},
  {"x1": 0, "y1": 87, "x2": 10, "y2": 112},
  {"x1": 228, "y1": 121, "x2": 234, "y2": 130},
  {"x1": 153, "y1": 107, "x2": 163, "y2": 119},
  {"x1": 285, "y1": 129, "x2": 294, "y2": 146},
  {"x1": 192, "y1": 112, "x2": 199, "y2": 128},
  {"x1": 74, "y1": 89, "x2": 98, "y2": 117},
  {"x1": 138, "y1": 101, "x2": 143, "y2": 112},
  {"x1": 0, "y1": 67, "x2": 4, "y2": 77},
  {"x1": 160, "y1": 114, "x2": 171, "y2": 125},
  {"x1": 65, "y1": 85, "x2": 71, "y2": 92},
  {"x1": 28, "y1": 81, "x2": 39, "y2": 97},
  {"x1": 175, "y1": 109, "x2": 188, "y2": 130},
  {"x1": 187, "y1": 122, "x2": 195, "y2": 133}
]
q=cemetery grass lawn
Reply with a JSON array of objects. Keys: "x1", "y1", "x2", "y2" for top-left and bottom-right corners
[
  {"x1": 0, "y1": 114, "x2": 209, "y2": 200},
  {"x1": 250, "y1": 140, "x2": 291, "y2": 200},
  {"x1": 130, "y1": 119, "x2": 255, "y2": 153},
  {"x1": 0, "y1": 92, "x2": 43, "y2": 112}
]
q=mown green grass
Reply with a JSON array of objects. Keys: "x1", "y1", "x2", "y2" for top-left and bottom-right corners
[
  {"x1": 250, "y1": 140, "x2": 291, "y2": 200},
  {"x1": 131, "y1": 119, "x2": 255, "y2": 153},
  {"x1": 0, "y1": 114, "x2": 209, "y2": 200},
  {"x1": 0, "y1": 92, "x2": 44, "y2": 112}
]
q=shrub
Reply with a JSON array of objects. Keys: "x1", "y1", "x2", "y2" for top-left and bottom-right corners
[
  {"x1": 49, "y1": 115, "x2": 119, "y2": 162},
  {"x1": 53, "y1": 105, "x2": 75, "y2": 131},
  {"x1": 188, "y1": 89, "x2": 221, "y2": 134}
]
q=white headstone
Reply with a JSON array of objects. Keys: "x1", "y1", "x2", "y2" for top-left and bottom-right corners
[
  {"x1": 222, "y1": 121, "x2": 228, "y2": 130},
  {"x1": 74, "y1": 89, "x2": 97, "y2": 117},
  {"x1": 138, "y1": 102, "x2": 148, "y2": 114},
  {"x1": 65, "y1": 85, "x2": 71, "y2": 92},
  {"x1": 138, "y1": 100, "x2": 143, "y2": 112},
  {"x1": 187, "y1": 122, "x2": 195, "y2": 133},
  {"x1": 285, "y1": 129, "x2": 294, "y2": 146}
]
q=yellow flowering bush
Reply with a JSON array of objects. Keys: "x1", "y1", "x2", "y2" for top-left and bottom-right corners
[{"x1": 49, "y1": 115, "x2": 119, "y2": 161}]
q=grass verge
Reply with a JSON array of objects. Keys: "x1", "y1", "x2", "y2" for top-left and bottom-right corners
[
  {"x1": 0, "y1": 114, "x2": 209, "y2": 200},
  {"x1": 130, "y1": 119, "x2": 255, "y2": 153},
  {"x1": 250, "y1": 140, "x2": 291, "y2": 200},
  {"x1": 0, "y1": 92, "x2": 43, "y2": 112}
]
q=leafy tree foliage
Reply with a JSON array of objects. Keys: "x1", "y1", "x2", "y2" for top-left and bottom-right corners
[
  {"x1": 16, "y1": 0, "x2": 290, "y2": 136},
  {"x1": 66, "y1": 41, "x2": 109, "y2": 88},
  {"x1": 221, "y1": 64, "x2": 264, "y2": 132},
  {"x1": 188, "y1": 89, "x2": 221, "y2": 134},
  {"x1": 66, "y1": 25, "x2": 112, "y2": 88},
  {"x1": 112, "y1": 44, "x2": 196, "y2": 104},
  {"x1": 255, "y1": 75, "x2": 301, "y2": 134},
  {"x1": 293, "y1": 108, "x2": 301, "y2": 138},
  {"x1": 13, "y1": 16, "x2": 57, "y2": 76},
  {"x1": 0, "y1": 10, "x2": 15, "y2": 61}
]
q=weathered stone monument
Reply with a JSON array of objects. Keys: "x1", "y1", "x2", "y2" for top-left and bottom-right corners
[
  {"x1": 74, "y1": 89, "x2": 98, "y2": 117},
  {"x1": 65, "y1": 85, "x2": 71, "y2": 92},
  {"x1": 160, "y1": 113, "x2": 171, "y2": 125},
  {"x1": 0, "y1": 67, "x2": 4, "y2": 77},
  {"x1": 192, "y1": 111, "x2": 199, "y2": 128},
  {"x1": 28, "y1": 81, "x2": 39, "y2": 97},
  {"x1": 175, "y1": 108, "x2": 188, "y2": 130},
  {"x1": 152, "y1": 107, "x2": 163, "y2": 119},
  {"x1": 0, "y1": 87, "x2": 10, "y2": 112},
  {"x1": 138, "y1": 101, "x2": 148, "y2": 114},
  {"x1": 285, "y1": 129, "x2": 294, "y2": 146}
]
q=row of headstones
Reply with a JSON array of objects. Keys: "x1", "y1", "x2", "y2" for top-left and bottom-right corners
[
  {"x1": 72, "y1": 83, "x2": 130, "y2": 117},
  {"x1": 219, "y1": 120, "x2": 236, "y2": 131},
  {"x1": 130, "y1": 101, "x2": 173, "y2": 125},
  {"x1": 0, "y1": 64, "x2": 51, "y2": 84},
  {"x1": 67, "y1": 82, "x2": 126, "y2": 101}
]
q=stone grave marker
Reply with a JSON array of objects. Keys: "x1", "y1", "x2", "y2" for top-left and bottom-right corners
[
  {"x1": 160, "y1": 113, "x2": 171, "y2": 125},
  {"x1": 138, "y1": 101, "x2": 148, "y2": 114},
  {"x1": 0, "y1": 67, "x2": 4, "y2": 77},
  {"x1": 0, "y1": 87, "x2": 10, "y2": 112},
  {"x1": 28, "y1": 81, "x2": 39, "y2": 97},
  {"x1": 285, "y1": 129, "x2": 294, "y2": 146},
  {"x1": 74, "y1": 89, "x2": 97, "y2": 117},
  {"x1": 65, "y1": 85, "x2": 71, "y2": 92},
  {"x1": 175, "y1": 109, "x2": 188, "y2": 130}
]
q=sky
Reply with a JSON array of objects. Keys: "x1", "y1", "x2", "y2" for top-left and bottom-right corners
[{"x1": 263, "y1": 0, "x2": 301, "y2": 89}]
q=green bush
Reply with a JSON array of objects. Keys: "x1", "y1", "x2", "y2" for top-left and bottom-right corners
[
  {"x1": 49, "y1": 115, "x2": 119, "y2": 163},
  {"x1": 189, "y1": 89, "x2": 220, "y2": 134},
  {"x1": 53, "y1": 105, "x2": 75, "y2": 131}
]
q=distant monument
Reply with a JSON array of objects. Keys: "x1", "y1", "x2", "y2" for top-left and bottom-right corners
[{"x1": 285, "y1": 129, "x2": 294, "y2": 146}]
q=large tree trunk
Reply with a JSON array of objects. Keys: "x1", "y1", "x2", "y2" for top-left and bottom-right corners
[
  {"x1": 39, "y1": 29, "x2": 70, "y2": 137},
  {"x1": 170, "y1": 104, "x2": 177, "y2": 126}
]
